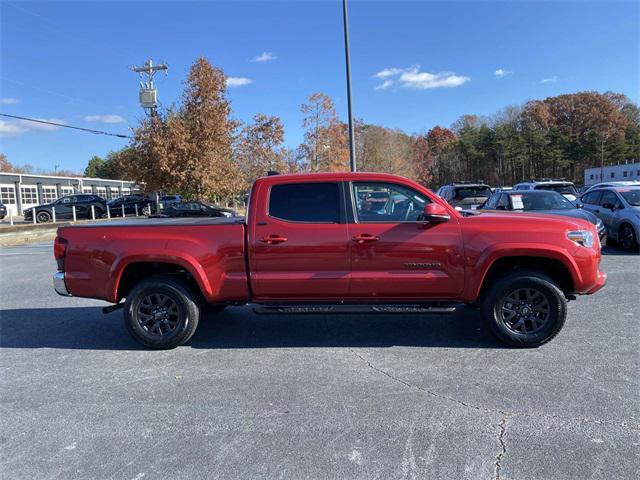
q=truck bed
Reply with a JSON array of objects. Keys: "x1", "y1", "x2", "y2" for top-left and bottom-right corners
[
  {"x1": 58, "y1": 218, "x2": 248, "y2": 303},
  {"x1": 67, "y1": 216, "x2": 245, "y2": 228}
]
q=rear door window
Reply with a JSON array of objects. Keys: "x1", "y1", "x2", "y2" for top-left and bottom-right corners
[
  {"x1": 269, "y1": 182, "x2": 341, "y2": 223},
  {"x1": 582, "y1": 191, "x2": 602, "y2": 205}
]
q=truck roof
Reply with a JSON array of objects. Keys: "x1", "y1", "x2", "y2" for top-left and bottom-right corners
[{"x1": 255, "y1": 171, "x2": 419, "y2": 183}]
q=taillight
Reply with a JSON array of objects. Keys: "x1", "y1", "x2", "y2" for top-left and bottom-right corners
[{"x1": 54, "y1": 236, "x2": 68, "y2": 271}]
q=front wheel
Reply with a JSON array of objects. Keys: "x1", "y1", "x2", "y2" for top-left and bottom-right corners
[
  {"x1": 124, "y1": 276, "x2": 200, "y2": 349},
  {"x1": 481, "y1": 271, "x2": 567, "y2": 347},
  {"x1": 36, "y1": 210, "x2": 52, "y2": 223}
]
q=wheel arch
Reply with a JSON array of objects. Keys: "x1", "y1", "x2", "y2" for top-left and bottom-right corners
[
  {"x1": 472, "y1": 252, "x2": 578, "y2": 302},
  {"x1": 111, "y1": 256, "x2": 211, "y2": 304}
]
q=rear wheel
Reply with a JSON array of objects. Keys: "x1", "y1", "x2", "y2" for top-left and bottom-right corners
[
  {"x1": 619, "y1": 223, "x2": 638, "y2": 251},
  {"x1": 124, "y1": 276, "x2": 200, "y2": 349},
  {"x1": 481, "y1": 270, "x2": 566, "y2": 347},
  {"x1": 36, "y1": 210, "x2": 51, "y2": 223}
]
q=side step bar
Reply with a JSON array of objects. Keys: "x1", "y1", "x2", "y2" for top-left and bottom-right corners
[{"x1": 253, "y1": 304, "x2": 459, "y2": 315}]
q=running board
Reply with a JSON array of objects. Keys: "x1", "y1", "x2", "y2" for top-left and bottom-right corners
[{"x1": 253, "y1": 304, "x2": 459, "y2": 315}]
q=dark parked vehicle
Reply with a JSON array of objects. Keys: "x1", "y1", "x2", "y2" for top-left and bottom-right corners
[
  {"x1": 159, "y1": 194, "x2": 183, "y2": 206},
  {"x1": 107, "y1": 194, "x2": 151, "y2": 216},
  {"x1": 23, "y1": 194, "x2": 106, "y2": 223},
  {"x1": 480, "y1": 190, "x2": 606, "y2": 241},
  {"x1": 436, "y1": 182, "x2": 493, "y2": 210},
  {"x1": 0, "y1": 202, "x2": 6, "y2": 219},
  {"x1": 153, "y1": 201, "x2": 236, "y2": 218}
]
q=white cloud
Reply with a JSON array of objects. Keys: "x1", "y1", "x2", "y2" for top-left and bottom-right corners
[
  {"x1": 0, "y1": 117, "x2": 66, "y2": 137},
  {"x1": 494, "y1": 68, "x2": 512, "y2": 78},
  {"x1": 252, "y1": 51, "x2": 276, "y2": 62},
  {"x1": 374, "y1": 67, "x2": 407, "y2": 79},
  {"x1": 541, "y1": 76, "x2": 558, "y2": 83},
  {"x1": 226, "y1": 76, "x2": 253, "y2": 87},
  {"x1": 0, "y1": 120, "x2": 26, "y2": 136},
  {"x1": 84, "y1": 114, "x2": 126, "y2": 124},
  {"x1": 374, "y1": 79, "x2": 394, "y2": 91},
  {"x1": 0, "y1": 97, "x2": 21, "y2": 105},
  {"x1": 373, "y1": 65, "x2": 469, "y2": 90}
]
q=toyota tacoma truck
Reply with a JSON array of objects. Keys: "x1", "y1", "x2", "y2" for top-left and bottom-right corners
[{"x1": 53, "y1": 172, "x2": 606, "y2": 349}]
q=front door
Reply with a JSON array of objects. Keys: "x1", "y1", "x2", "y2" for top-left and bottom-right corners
[
  {"x1": 348, "y1": 181, "x2": 465, "y2": 300},
  {"x1": 250, "y1": 181, "x2": 351, "y2": 300}
]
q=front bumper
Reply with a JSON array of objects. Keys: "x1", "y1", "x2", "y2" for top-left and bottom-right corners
[{"x1": 53, "y1": 271, "x2": 72, "y2": 296}]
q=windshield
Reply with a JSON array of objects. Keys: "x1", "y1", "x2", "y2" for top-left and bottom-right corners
[
  {"x1": 454, "y1": 186, "x2": 492, "y2": 200},
  {"x1": 618, "y1": 189, "x2": 640, "y2": 206},
  {"x1": 510, "y1": 191, "x2": 575, "y2": 210},
  {"x1": 535, "y1": 184, "x2": 578, "y2": 195}
]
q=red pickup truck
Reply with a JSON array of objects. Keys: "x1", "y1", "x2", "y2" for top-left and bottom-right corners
[{"x1": 53, "y1": 172, "x2": 606, "y2": 349}]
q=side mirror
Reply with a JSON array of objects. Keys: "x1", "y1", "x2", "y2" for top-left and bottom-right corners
[
  {"x1": 421, "y1": 203, "x2": 450, "y2": 223},
  {"x1": 602, "y1": 202, "x2": 615, "y2": 210},
  {"x1": 575, "y1": 202, "x2": 584, "y2": 209}
]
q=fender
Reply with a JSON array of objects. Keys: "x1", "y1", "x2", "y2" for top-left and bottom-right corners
[
  {"x1": 462, "y1": 242, "x2": 582, "y2": 302},
  {"x1": 108, "y1": 250, "x2": 213, "y2": 303}
]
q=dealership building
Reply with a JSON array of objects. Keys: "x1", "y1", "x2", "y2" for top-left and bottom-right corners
[
  {"x1": 584, "y1": 162, "x2": 640, "y2": 187},
  {"x1": 0, "y1": 172, "x2": 141, "y2": 216}
]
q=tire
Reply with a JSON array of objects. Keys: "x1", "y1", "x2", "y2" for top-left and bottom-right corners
[
  {"x1": 481, "y1": 270, "x2": 567, "y2": 347},
  {"x1": 36, "y1": 210, "x2": 51, "y2": 223},
  {"x1": 124, "y1": 275, "x2": 200, "y2": 349},
  {"x1": 619, "y1": 223, "x2": 638, "y2": 251}
]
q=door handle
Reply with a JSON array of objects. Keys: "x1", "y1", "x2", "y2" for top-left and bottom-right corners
[
  {"x1": 260, "y1": 234, "x2": 287, "y2": 245},
  {"x1": 352, "y1": 234, "x2": 380, "y2": 244}
]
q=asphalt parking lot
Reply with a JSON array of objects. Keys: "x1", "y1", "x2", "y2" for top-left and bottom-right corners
[{"x1": 0, "y1": 242, "x2": 638, "y2": 479}]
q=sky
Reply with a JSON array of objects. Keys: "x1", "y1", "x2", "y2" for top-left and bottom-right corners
[{"x1": 1, "y1": 0, "x2": 639, "y2": 173}]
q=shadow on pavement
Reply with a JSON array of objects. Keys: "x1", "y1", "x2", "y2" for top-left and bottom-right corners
[
  {"x1": 0, "y1": 305, "x2": 504, "y2": 351},
  {"x1": 601, "y1": 245, "x2": 639, "y2": 256}
]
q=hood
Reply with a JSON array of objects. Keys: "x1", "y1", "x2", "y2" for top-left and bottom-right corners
[
  {"x1": 529, "y1": 208, "x2": 599, "y2": 226},
  {"x1": 469, "y1": 211, "x2": 593, "y2": 232}
]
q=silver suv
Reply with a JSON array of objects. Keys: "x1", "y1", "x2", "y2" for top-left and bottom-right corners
[{"x1": 581, "y1": 186, "x2": 640, "y2": 251}]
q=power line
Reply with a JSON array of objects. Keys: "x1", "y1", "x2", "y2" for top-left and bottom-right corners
[{"x1": 0, "y1": 113, "x2": 131, "y2": 139}]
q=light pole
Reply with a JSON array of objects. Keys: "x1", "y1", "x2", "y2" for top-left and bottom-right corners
[{"x1": 342, "y1": 0, "x2": 357, "y2": 172}]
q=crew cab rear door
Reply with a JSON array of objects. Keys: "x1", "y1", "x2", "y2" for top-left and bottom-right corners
[
  {"x1": 347, "y1": 181, "x2": 465, "y2": 299},
  {"x1": 249, "y1": 180, "x2": 351, "y2": 300}
]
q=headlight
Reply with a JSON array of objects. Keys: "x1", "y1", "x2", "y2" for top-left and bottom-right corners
[{"x1": 567, "y1": 230, "x2": 594, "y2": 248}]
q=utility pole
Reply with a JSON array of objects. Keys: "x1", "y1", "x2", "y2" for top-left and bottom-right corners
[
  {"x1": 130, "y1": 59, "x2": 168, "y2": 115},
  {"x1": 342, "y1": 0, "x2": 357, "y2": 172}
]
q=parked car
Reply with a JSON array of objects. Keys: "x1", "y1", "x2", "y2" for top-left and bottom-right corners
[
  {"x1": 513, "y1": 179, "x2": 579, "y2": 202},
  {"x1": 493, "y1": 186, "x2": 513, "y2": 193},
  {"x1": 153, "y1": 201, "x2": 236, "y2": 218},
  {"x1": 436, "y1": 181, "x2": 493, "y2": 210},
  {"x1": 24, "y1": 194, "x2": 106, "y2": 223},
  {"x1": 53, "y1": 172, "x2": 606, "y2": 349},
  {"x1": 480, "y1": 190, "x2": 606, "y2": 242},
  {"x1": 0, "y1": 202, "x2": 6, "y2": 219},
  {"x1": 107, "y1": 194, "x2": 151, "y2": 216},
  {"x1": 582, "y1": 180, "x2": 640, "y2": 194},
  {"x1": 580, "y1": 186, "x2": 640, "y2": 251},
  {"x1": 159, "y1": 195, "x2": 183, "y2": 206}
]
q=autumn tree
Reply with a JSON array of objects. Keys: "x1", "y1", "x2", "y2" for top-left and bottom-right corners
[
  {"x1": 132, "y1": 57, "x2": 243, "y2": 201},
  {"x1": 0, "y1": 153, "x2": 11, "y2": 172},
  {"x1": 299, "y1": 92, "x2": 349, "y2": 172},
  {"x1": 235, "y1": 113, "x2": 287, "y2": 186},
  {"x1": 414, "y1": 126, "x2": 456, "y2": 186}
]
